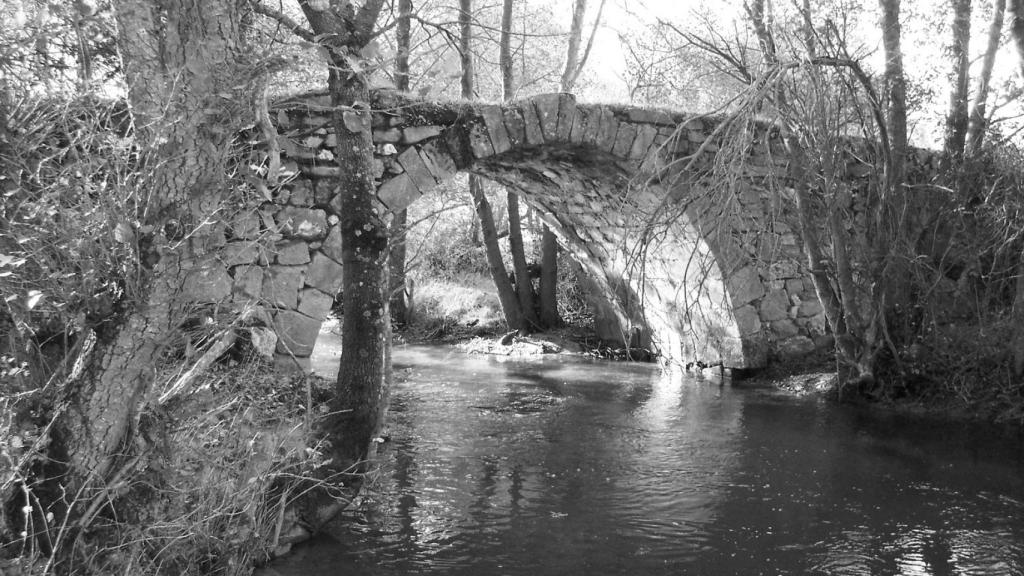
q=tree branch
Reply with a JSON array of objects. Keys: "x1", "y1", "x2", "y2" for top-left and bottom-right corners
[{"x1": 252, "y1": 1, "x2": 316, "y2": 42}]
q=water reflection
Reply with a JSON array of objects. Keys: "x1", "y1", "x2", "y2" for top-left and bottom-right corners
[{"x1": 273, "y1": 341, "x2": 1024, "y2": 576}]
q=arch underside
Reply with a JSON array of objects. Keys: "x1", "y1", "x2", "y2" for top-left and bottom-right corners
[{"x1": 474, "y1": 144, "x2": 766, "y2": 369}]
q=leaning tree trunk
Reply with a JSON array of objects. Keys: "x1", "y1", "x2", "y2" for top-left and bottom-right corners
[
  {"x1": 60, "y1": 0, "x2": 248, "y2": 493},
  {"x1": 472, "y1": 176, "x2": 525, "y2": 330},
  {"x1": 324, "y1": 72, "x2": 390, "y2": 470}
]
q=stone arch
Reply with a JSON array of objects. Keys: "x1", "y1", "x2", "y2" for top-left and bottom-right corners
[
  {"x1": 194, "y1": 91, "x2": 831, "y2": 371},
  {"x1": 364, "y1": 91, "x2": 785, "y2": 369}
]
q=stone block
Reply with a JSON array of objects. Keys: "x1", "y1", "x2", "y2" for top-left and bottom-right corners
[
  {"x1": 555, "y1": 93, "x2": 577, "y2": 141},
  {"x1": 629, "y1": 124, "x2": 658, "y2": 160},
  {"x1": 220, "y1": 242, "x2": 259, "y2": 266},
  {"x1": 273, "y1": 352, "x2": 312, "y2": 373},
  {"x1": 728, "y1": 265, "x2": 764, "y2": 305},
  {"x1": 183, "y1": 264, "x2": 232, "y2": 302},
  {"x1": 230, "y1": 213, "x2": 261, "y2": 240},
  {"x1": 306, "y1": 251, "x2": 344, "y2": 295},
  {"x1": 531, "y1": 94, "x2": 561, "y2": 141},
  {"x1": 321, "y1": 224, "x2": 343, "y2": 264},
  {"x1": 467, "y1": 118, "x2": 495, "y2": 159},
  {"x1": 231, "y1": 265, "x2": 263, "y2": 302},
  {"x1": 418, "y1": 141, "x2": 457, "y2": 181},
  {"x1": 798, "y1": 299, "x2": 824, "y2": 317},
  {"x1": 276, "y1": 207, "x2": 327, "y2": 240},
  {"x1": 758, "y1": 289, "x2": 789, "y2": 322},
  {"x1": 397, "y1": 147, "x2": 437, "y2": 192},
  {"x1": 401, "y1": 125, "x2": 442, "y2": 145},
  {"x1": 372, "y1": 128, "x2": 401, "y2": 143},
  {"x1": 777, "y1": 335, "x2": 815, "y2": 357},
  {"x1": 626, "y1": 108, "x2": 675, "y2": 125},
  {"x1": 581, "y1": 107, "x2": 604, "y2": 145},
  {"x1": 733, "y1": 304, "x2": 762, "y2": 335},
  {"x1": 769, "y1": 260, "x2": 800, "y2": 279},
  {"x1": 477, "y1": 105, "x2": 511, "y2": 154},
  {"x1": 264, "y1": 265, "x2": 305, "y2": 309},
  {"x1": 377, "y1": 173, "x2": 420, "y2": 211},
  {"x1": 770, "y1": 319, "x2": 801, "y2": 339},
  {"x1": 519, "y1": 100, "x2": 545, "y2": 146},
  {"x1": 785, "y1": 278, "x2": 804, "y2": 296},
  {"x1": 274, "y1": 240, "x2": 310, "y2": 265},
  {"x1": 595, "y1": 109, "x2": 619, "y2": 152},
  {"x1": 297, "y1": 287, "x2": 334, "y2": 319},
  {"x1": 273, "y1": 310, "x2": 321, "y2": 357},
  {"x1": 502, "y1": 106, "x2": 527, "y2": 147},
  {"x1": 288, "y1": 181, "x2": 314, "y2": 207},
  {"x1": 313, "y1": 180, "x2": 335, "y2": 207},
  {"x1": 569, "y1": 107, "x2": 589, "y2": 142}
]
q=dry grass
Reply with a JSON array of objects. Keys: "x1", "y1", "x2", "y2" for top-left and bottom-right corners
[{"x1": 404, "y1": 272, "x2": 506, "y2": 339}]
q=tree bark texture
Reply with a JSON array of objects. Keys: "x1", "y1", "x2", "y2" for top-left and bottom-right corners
[
  {"x1": 300, "y1": 0, "x2": 388, "y2": 469},
  {"x1": 560, "y1": 0, "x2": 586, "y2": 92},
  {"x1": 388, "y1": 0, "x2": 413, "y2": 325},
  {"x1": 966, "y1": 0, "x2": 1005, "y2": 156},
  {"x1": 460, "y1": 0, "x2": 527, "y2": 331},
  {"x1": 507, "y1": 191, "x2": 539, "y2": 329},
  {"x1": 942, "y1": 0, "x2": 972, "y2": 167},
  {"x1": 60, "y1": 0, "x2": 249, "y2": 491},
  {"x1": 499, "y1": 0, "x2": 514, "y2": 100},
  {"x1": 879, "y1": 0, "x2": 908, "y2": 192},
  {"x1": 471, "y1": 176, "x2": 524, "y2": 330},
  {"x1": 538, "y1": 226, "x2": 561, "y2": 327}
]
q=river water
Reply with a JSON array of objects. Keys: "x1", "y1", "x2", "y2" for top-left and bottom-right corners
[{"x1": 273, "y1": 340, "x2": 1024, "y2": 576}]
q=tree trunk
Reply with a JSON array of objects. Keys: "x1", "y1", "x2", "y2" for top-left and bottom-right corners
[
  {"x1": 966, "y1": 0, "x2": 1005, "y2": 156},
  {"x1": 942, "y1": 0, "x2": 972, "y2": 168},
  {"x1": 879, "y1": 0, "x2": 909, "y2": 188},
  {"x1": 472, "y1": 176, "x2": 524, "y2": 330},
  {"x1": 59, "y1": 0, "x2": 248, "y2": 492},
  {"x1": 461, "y1": 0, "x2": 526, "y2": 330},
  {"x1": 560, "y1": 0, "x2": 587, "y2": 92},
  {"x1": 500, "y1": 0, "x2": 514, "y2": 100},
  {"x1": 328, "y1": 72, "x2": 391, "y2": 469},
  {"x1": 388, "y1": 0, "x2": 413, "y2": 325},
  {"x1": 299, "y1": 0, "x2": 388, "y2": 472},
  {"x1": 1009, "y1": 0, "x2": 1024, "y2": 75},
  {"x1": 538, "y1": 226, "x2": 561, "y2": 327},
  {"x1": 507, "y1": 191, "x2": 539, "y2": 330}
]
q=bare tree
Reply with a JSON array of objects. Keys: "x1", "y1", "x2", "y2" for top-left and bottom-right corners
[
  {"x1": 461, "y1": 0, "x2": 526, "y2": 331},
  {"x1": 942, "y1": 0, "x2": 972, "y2": 168},
  {"x1": 965, "y1": 0, "x2": 1005, "y2": 156},
  {"x1": 389, "y1": 0, "x2": 413, "y2": 326}
]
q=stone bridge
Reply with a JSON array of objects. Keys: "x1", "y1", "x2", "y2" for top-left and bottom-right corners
[{"x1": 186, "y1": 91, "x2": 938, "y2": 372}]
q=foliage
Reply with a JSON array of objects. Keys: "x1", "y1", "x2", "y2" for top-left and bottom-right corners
[
  {"x1": 3, "y1": 348, "x2": 343, "y2": 576},
  {"x1": 0, "y1": 1, "x2": 120, "y2": 97},
  {"x1": 0, "y1": 95, "x2": 140, "y2": 347}
]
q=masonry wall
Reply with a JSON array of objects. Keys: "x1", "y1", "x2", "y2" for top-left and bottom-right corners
[{"x1": 182, "y1": 90, "x2": 942, "y2": 371}]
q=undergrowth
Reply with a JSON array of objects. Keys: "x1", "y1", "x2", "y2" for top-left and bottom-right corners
[{"x1": 2, "y1": 350, "x2": 342, "y2": 576}]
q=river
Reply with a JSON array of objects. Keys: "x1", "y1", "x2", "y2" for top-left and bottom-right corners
[{"x1": 269, "y1": 338, "x2": 1024, "y2": 576}]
